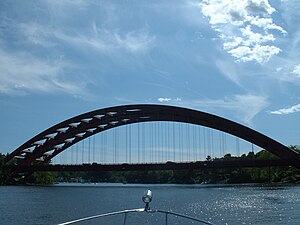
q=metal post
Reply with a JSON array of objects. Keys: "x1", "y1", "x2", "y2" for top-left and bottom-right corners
[
  {"x1": 165, "y1": 213, "x2": 168, "y2": 225},
  {"x1": 123, "y1": 213, "x2": 128, "y2": 225}
]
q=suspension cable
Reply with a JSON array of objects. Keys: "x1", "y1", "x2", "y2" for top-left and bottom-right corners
[
  {"x1": 173, "y1": 122, "x2": 176, "y2": 161},
  {"x1": 93, "y1": 134, "x2": 96, "y2": 163},
  {"x1": 82, "y1": 139, "x2": 85, "y2": 163}
]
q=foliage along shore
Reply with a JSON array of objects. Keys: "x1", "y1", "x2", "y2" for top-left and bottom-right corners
[{"x1": 1, "y1": 146, "x2": 300, "y2": 185}]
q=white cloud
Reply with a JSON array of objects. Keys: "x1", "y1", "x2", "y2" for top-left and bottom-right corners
[
  {"x1": 158, "y1": 97, "x2": 181, "y2": 103},
  {"x1": 292, "y1": 64, "x2": 300, "y2": 78},
  {"x1": 228, "y1": 44, "x2": 281, "y2": 63},
  {"x1": 241, "y1": 25, "x2": 276, "y2": 44},
  {"x1": 201, "y1": 0, "x2": 286, "y2": 63},
  {"x1": 158, "y1": 98, "x2": 172, "y2": 102},
  {"x1": 270, "y1": 103, "x2": 300, "y2": 115},
  {"x1": 250, "y1": 17, "x2": 287, "y2": 34},
  {"x1": 245, "y1": 0, "x2": 275, "y2": 15}
]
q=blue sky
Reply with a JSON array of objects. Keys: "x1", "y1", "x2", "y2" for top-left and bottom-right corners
[{"x1": 1, "y1": 0, "x2": 300, "y2": 155}]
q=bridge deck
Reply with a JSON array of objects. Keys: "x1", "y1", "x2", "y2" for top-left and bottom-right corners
[{"x1": 5, "y1": 159, "x2": 300, "y2": 172}]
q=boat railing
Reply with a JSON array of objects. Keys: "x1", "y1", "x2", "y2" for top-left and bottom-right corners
[{"x1": 58, "y1": 190, "x2": 214, "y2": 225}]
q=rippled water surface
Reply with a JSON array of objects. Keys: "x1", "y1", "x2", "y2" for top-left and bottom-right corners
[{"x1": 0, "y1": 183, "x2": 299, "y2": 225}]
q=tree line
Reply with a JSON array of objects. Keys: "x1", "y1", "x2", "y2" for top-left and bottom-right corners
[{"x1": 1, "y1": 146, "x2": 300, "y2": 185}]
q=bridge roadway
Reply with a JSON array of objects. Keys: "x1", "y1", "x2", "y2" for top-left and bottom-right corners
[{"x1": 5, "y1": 158, "x2": 300, "y2": 173}]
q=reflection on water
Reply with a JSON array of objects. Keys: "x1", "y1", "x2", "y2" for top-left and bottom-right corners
[{"x1": 0, "y1": 183, "x2": 299, "y2": 225}]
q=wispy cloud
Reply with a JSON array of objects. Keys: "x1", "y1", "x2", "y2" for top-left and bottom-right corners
[
  {"x1": 0, "y1": 13, "x2": 155, "y2": 96},
  {"x1": 19, "y1": 23, "x2": 56, "y2": 48},
  {"x1": 157, "y1": 94, "x2": 269, "y2": 125},
  {"x1": 57, "y1": 28, "x2": 156, "y2": 54},
  {"x1": 215, "y1": 59, "x2": 241, "y2": 85},
  {"x1": 0, "y1": 46, "x2": 82, "y2": 95},
  {"x1": 270, "y1": 103, "x2": 300, "y2": 115},
  {"x1": 194, "y1": 94, "x2": 269, "y2": 125},
  {"x1": 265, "y1": 59, "x2": 300, "y2": 85},
  {"x1": 113, "y1": 30, "x2": 156, "y2": 53},
  {"x1": 19, "y1": 22, "x2": 156, "y2": 55},
  {"x1": 200, "y1": 0, "x2": 286, "y2": 63}
]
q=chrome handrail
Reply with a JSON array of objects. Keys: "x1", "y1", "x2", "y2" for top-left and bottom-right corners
[
  {"x1": 58, "y1": 208, "x2": 145, "y2": 225},
  {"x1": 58, "y1": 190, "x2": 215, "y2": 225}
]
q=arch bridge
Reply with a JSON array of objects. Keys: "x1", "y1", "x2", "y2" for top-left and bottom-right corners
[{"x1": 5, "y1": 104, "x2": 300, "y2": 171}]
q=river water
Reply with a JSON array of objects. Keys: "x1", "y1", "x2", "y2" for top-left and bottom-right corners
[{"x1": 0, "y1": 183, "x2": 299, "y2": 225}]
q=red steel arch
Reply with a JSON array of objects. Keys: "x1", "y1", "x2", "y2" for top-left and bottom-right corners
[{"x1": 5, "y1": 104, "x2": 300, "y2": 169}]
